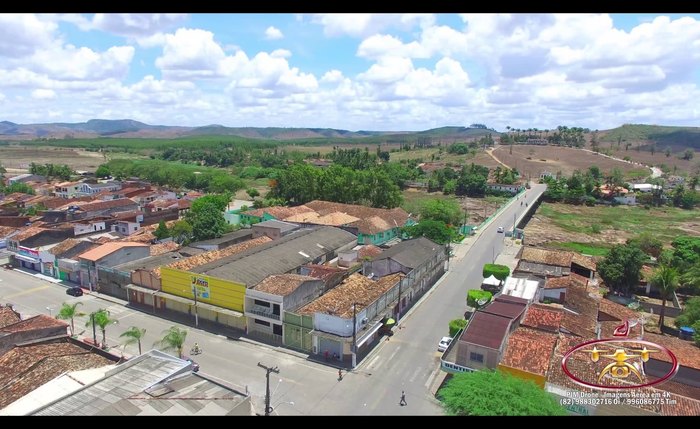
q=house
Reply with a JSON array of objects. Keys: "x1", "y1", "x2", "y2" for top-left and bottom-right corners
[
  {"x1": 112, "y1": 219, "x2": 142, "y2": 236},
  {"x1": 362, "y1": 237, "x2": 446, "y2": 318},
  {"x1": 0, "y1": 314, "x2": 69, "y2": 355},
  {"x1": 337, "y1": 244, "x2": 383, "y2": 268},
  {"x1": 631, "y1": 183, "x2": 662, "y2": 193},
  {"x1": 239, "y1": 205, "x2": 314, "y2": 225},
  {"x1": 74, "y1": 198, "x2": 140, "y2": 218},
  {"x1": 77, "y1": 181, "x2": 122, "y2": 196},
  {"x1": 299, "y1": 264, "x2": 348, "y2": 292},
  {"x1": 501, "y1": 276, "x2": 540, "y2": 302},
  {"x1": 27, "y1": 350, "x2": 252, "y2": 416},
  {"x1": 515, "y1": 246, "x2": 573, "y2": 279},
  {"x1": 295, "y1": 273, "x2": 402, "y2": 360},
  {"x1": 442, "y1": 295, "x2": 528, "y2": 372},
  {"x1": 54, "y1": 181, "x2": 83, "y2": 199},
  {"x1": 7, "y1": 226, "x2": 75, "y2": 274},
  {"x1": 189, "y1": 229, "x2": 253, "y2": 251},
  {"x1": 49, "y1": 238, "x2": 100, "y2": 283},
  {"x1": 73, "y1": 220, "x2": 107, "y2": 236},
  {"x1": 245, "y1": 274, "x2": 324, "y2": 344},
  {"x1": 539, "y1": 274, "x2": 588, "y2": 303},
  {"x1": 498, "y1": 326, "x2": 559, "y2": 388},
  {"x1": 251, "y1": 219, "x2": 300, "y2": 240},
  {"x1": 155, "y1": 227, "x2": 356, "y2": 333},
  {"x1": 78, "y1": 242, "x2": 149, "y2": 291}
]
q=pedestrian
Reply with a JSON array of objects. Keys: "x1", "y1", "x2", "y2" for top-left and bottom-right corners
[
  {"x1": 399, "y1": 390, "x2": 407, "y2": 406},
  {"x1": 338, "y1": 368, "x2": 343, "y2": 381}
]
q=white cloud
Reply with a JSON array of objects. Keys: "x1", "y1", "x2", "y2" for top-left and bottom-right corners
[
  {"x1": 91, "y1": 13, "x2": 187, "y2": 38},
  {"x1": 156, "y1": 28, "x2": 227, "y2": 79},
  {"x1": 31, "y1": 88, "x2": 57, "y2": 99},
  {"x1": 265, "y1": 26, "x2": 284, "y2": 40},
  {"x1": 312, "y1": 14, "x2": 435, "y2": 38},
  {"x1": 0, "y1": 14, "x2": 57, "y2": 58},
  {"x1": 321, "y1": 70, "x2": 344, "y2": 83},
  {"x1": 270, "y1": 49, "x2": 292, "y2": 58}
]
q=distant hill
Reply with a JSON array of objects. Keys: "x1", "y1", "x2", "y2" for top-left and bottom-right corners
[
  {"x1": 0, "y1": 119, "x2": 499, "y2": 142},
  {"x1": 601, "y1": 124, "x2": 700, "y2": 150}
]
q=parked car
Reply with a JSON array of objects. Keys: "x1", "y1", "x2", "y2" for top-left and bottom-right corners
[
  {"x1": 438, "y1": 336, "x2": 453, "y2": 352},
  {"x1": 66, "y1": 287, "x2": 83, "y2": 297},
  {"x1": 497, "y1": 226, "x2": 504, "y2": 233}
]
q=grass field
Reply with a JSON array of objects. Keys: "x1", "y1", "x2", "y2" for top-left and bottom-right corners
[
  {"x1": 546, "y1": 241, "x2": 613, "y2": 256},
  {"x1": 525, "y1": 202, "x2": 700, "y2": 249}
]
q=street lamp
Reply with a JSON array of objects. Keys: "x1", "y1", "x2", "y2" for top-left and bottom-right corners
[
  {"x1": 257, "y1": 362, "x2": 279, "y2": 416},
  {"x1": 46, "y1": 306, "x2": 52, "y2": 317}
]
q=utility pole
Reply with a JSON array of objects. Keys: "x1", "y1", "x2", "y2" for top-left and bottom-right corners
[
  {"x1": 257, "y1": 362, "x2": 279, "y2": 416},
  {"x1": 352, "y1": 302, "x2": 359, "y2": 368},
  {"x1": 89, "y1": 312, "x2": 97, "y2": 347},
  {"x1": 192, "y1": 285, "x2": 199, "y2": 328}
]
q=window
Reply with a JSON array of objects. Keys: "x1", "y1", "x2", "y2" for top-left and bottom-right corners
[
  {"x1": 254, "y1": 299, "x2": 270, "y2": 307},
  {"x1": 254, "y1": 319, "x2": 270, "y2": 327},
  {"x1": 273, "y1": 324, "x2": 282, "y2": 335},
  {"x1": 469, "y1": 352, "x2": 484, "y2": 363}
]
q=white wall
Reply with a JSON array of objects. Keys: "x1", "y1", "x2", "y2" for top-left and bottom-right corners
[{"x1": 314, "y1": 308, "x2": 366, "y2": 337}]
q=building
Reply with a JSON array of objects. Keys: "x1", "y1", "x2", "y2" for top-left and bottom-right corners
[
  {"x1": 539, "y1": 274, "x2": 588, "y2": 303},
  {"x1": 28, "y1": 350, "x2": 252, "y2": 416},
  {"x1": 486, "y1": 183, "x2": 524, "y2": 194},
  {"x1": 78, "y1": 242, "x2": 150, "y2": 291},
  {"x1": 54, "y1": 181, "x2": 83, "y2": 199},
  {"x1": 72, "y1": 198, "x2": 140, "y2": 219},
  {"x1": 631, "y1": 183, "x2": 662, "y2": 193},
  {"x1": 514, "y1": 246, "x2": 573, "y2": 279},
  {"x1": 245, "y1": 274, "x2": 324, "y2": 344},
  {"x1": 73, "y1": 219, "x2": 108, "y2": 236},
  {"x1": 189, "y1": 229, "x2": 253, "y2": 252},
  {"x1": 251, "y1": 219, "x2": 300, "y2": 240},
  {"x1": 48, "y1": 238, "x2": 100, "y2": 283},
  {"x1": 77, "y1": 181, "x2": 122, "y2": 196},
  {"x1": 501, "y1": 276, "x2": 540, "y2": 302}
]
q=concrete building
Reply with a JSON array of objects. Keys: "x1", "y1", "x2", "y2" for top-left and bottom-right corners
[{"x1": 78, "y1": 242, "x2": 149, "y2": 291}]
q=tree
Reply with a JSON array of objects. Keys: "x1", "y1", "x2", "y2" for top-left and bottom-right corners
[
  {"x1": 86, "y1": 309, "x2": 118, "y2": 348},
  {"x1": 402, "y1": 220, "x2": 455, "y2": 244},
  {"x1": 482, "y1": 264, "x2": 510, "y2": 282},
  {"x1": 670, "y1": 236, "x2": 700, "y2": 269},
  {"x1": 95, "y1": 164, "x2": 111, "y2": 178},
  {"x1": 626, "y1": 232, "x2": 663, "y2": 258},
  {"x1": 439, "y1": 370, "x2": 567, "y2": 416},
  {"x1": 649, "y1": 264, "x2": 679, "y2": 328},
  {"x1": 675, "y1": 297, "x2": 700, "y2": 328},
  {"x1": 246, "y1": 188, "x2": 260, "y2": 199},
  {"x1": 680, "y1": 262, "x2": 700, "y2": 292},
  {"x1": 155, "y1": 326, "x2": 188, "y2": 358},
  {"x1": 186, "y1": 199, "x2": 229, "y2": 242},
  {"x1": 682, "y1": 149, "x2": 695, "y2": 161},
  {"x1": 693, "y1": 321, "x2": 700, "y2": 347},
  {"x1": 467, "y1": 290, "x2": 492, "y2": 309},
  {"x1": 154, "y1": 220, "x2": 170, "y2": 240},
  {"x1": 420, "y1": 199, "x2": 462, "y2": 225},
  {"x1": 597, "y1": 243, "x2": 647, "y2": 295},
  {"x1": 120, "y1": 326, "x2": 147, "y2": 355},
  {"x1": 449, "y1": 319, "x2": 468, "y2": 337},
  {"x1": 56, "y1": 302, "x2": 84, "y2": 336},
  {"x1": 170, "y1": 220, "x2": 193, "y2": 244}
]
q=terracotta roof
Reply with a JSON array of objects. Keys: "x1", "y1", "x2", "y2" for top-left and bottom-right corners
[
  {"x1": 313, "y1": 211, "x2": 361, "y2": 226},
  {"x1": 11, "y1": 226, "x2": 47, "y2": 242},
  {"x1": 302, "y1": 264, "x2": 346, "y2": 282},
  {"x1": 77, "y1": 198, "x2": 137, "y2": 213},
  {"x1": 304, "y1": 201, "x2": 411, "y2": 234},
  {"x1": 569, "y1": 272, "x2": 590, "y2": 285},
  {"x1": 520, "y1": 246, "x2": 573, "y2": 267},
  {"x1": 248, "y1": 205, "x2": 314, "y2": 219},
  {"x1": 643, "y1": 332, "x2": 700, "y2": 371},
  {"x1": 563, "y1": 283, "x2": 598, "y2": 325},
  {"x1": 150, "y1": 241, "x2": 180, "y2": 256},
  {"x1": 0, "y1": 306, "x2": 21, "y2": 329},
  {"x1": 648, "y1": 375, "x2": 700, "y2": 402},
  {"x1": 0, "y1": 340, "x2": 115, "y2": 409},
  {"x1": 521, "y1": 304, "x2": 563, "y2": 333},
  {"x1": 598, "y1": 320, "x2": 644, "y2": 339},
  {"x1": 501, "y1": 326, "x2": 558, "y2": 376},
  {"x1": 357, "y1": 245, "x2": 383, "y2": 260},
  {"x1": 112, "y1": 210, "x2": 143, "y2": 220},
  {"x1": 571, "y1": 253, "x2": 596, "y2": 271},
  {"x1": 561, "y1": 311, "x2": 598, "y2": 337},
  {"x1": 252, "y1": 274, "x2": 318, "y2": 296},
  {"x1": 351, "y1": 216, "x2": 393, "y2": 235},
  {"x1": 544, "y1": 276, "x2": 573, "y2": 289},
  {"x1": 0, "y1": 226, "x2": 18, "y2": 238},
  {"x1": 283, "y1": 212, "x2": 321, "y2": 223},
  {"x1": 297, "y1": 273, "x2": 401, "y2": 319},
  {"x1": 597, "y1": 298, "x2": 641, "y2": 322},
  {"x1": 49, "y1": 238, "x2": 83, "y2": 256},
  {"x1": 78, "y1": 242, "x2": 148, "y2": 261},
  {"x1": 157, "y1": 236, "x2": 272, "y2": 277},
  {"x1": 546, "y1": 333, "x2": 600, "y2": 392},
  {"x1": 0, "y1": 314, "x2": 68, "y2": 333}
]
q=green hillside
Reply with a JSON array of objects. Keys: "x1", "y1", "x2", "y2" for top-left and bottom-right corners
[{"x1": 601, "y1": 124, "x2": 700, "y2": 149}]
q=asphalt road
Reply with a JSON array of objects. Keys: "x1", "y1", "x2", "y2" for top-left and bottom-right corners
[{"x1": 0, "y1": 184, "x2": 546, "y2": 415}]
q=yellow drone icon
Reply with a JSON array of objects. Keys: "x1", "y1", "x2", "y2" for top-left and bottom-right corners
[{"x1": 583, "y1": 346, "x2": 659, "y2": 383}]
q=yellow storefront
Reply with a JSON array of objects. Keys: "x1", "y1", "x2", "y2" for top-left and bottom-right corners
[{"x1": 160, "y1": 267, "x2": 246, "y2": 330}]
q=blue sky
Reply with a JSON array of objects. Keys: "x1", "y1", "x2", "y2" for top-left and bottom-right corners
[{"x1": 1, "y1": 13, "x2": 700, "y2": 131}]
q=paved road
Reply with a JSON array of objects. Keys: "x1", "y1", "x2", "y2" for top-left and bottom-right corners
[{"x1": 0, "y1": 185, "x2": 545, "y2": 415}]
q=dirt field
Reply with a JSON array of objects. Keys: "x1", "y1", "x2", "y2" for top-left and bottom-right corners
[
  {"x1": 492, "y1": 145, "x2": 646, "y2": 180},
  {"x1": 0, "y1": 146, "x2": 142, "y2": 173},
  {"x1": 588, "y1": 142, "x2": 700, "y2": 176},
  {"x1": 524, "y1": 202, "x2": 700, "y2": 252}
]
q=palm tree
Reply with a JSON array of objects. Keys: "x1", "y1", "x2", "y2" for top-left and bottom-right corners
[
  {"x1": 154, "y1": 326, "x2": 188, "y2": 358},
  {"x1": 650, "y1": 264, "x2": 680, "y2": 328},
  {"x1": 120, "y1": 326, "x2": 147, "y2": 355},
  {"x1": 86, "y1": 309, "x2": 118, "y2": 348},
  {"x1": 680, "y1": 262, "x2": 700, "y2": 291},
  {"x1": 56, "y1": 302, "x2": 84, "y2": 336}
]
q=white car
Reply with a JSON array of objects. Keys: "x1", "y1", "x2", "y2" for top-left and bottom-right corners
[
  {"x1": 438, "y1": 336, "x2": 453, "y2": 352},
  {"x1": 497, "y1": 226, "x2": 504, "y2": 233}
]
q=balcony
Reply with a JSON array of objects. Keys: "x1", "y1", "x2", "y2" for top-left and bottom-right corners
[{"x1": 246, "y1": 305, "x2": 280, "y2": 321}]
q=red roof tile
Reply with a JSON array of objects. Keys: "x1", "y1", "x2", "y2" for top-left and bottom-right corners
[
  {"x1": 0, "y1": 314, "x2": 68, "y2": 333},
  {"x1": 78, "y1": 242, "x2": 148, "y2": 261},
  {"x1": 521, "y1": 304, "x2": 563, "y2": 333},
  {"x1": 0, "y1": 306, "x2": 21, "y2": 329},
  {"x1": 643, "y1": 332, "x2": 700, "y2": 371},
  {"x1": 501, "y1": 327, "x2": 559, "y2": 376}
]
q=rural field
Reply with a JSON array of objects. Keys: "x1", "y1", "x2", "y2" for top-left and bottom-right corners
[
  {"x1": 524, "y1": 202, "x2": 700, "y2": 256},
  {"x1": 492, "y1": 144, "x2": 648, "y2": 181},
  {"x1": 586, "y1": 143, "x2": 700, "y2": 176},
  {"x1": 0, "y1": 145, "x2": 144, "y2": 173}
]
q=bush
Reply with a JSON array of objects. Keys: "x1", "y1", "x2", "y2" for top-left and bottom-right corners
[
  {"x1": 467, "y1": 290, "x2": 493, "y2": 308},
  {"x1": 449, "y1": 319, "x2": 468, "y2": 337},
  {"x1": 591, "y1": 224, "x2": 602, "y2": 234},
  {"x1": 482, "y1": 263, "x2": 510, "y2": 281}
]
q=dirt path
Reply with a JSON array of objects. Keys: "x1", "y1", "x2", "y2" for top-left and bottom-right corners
[{"x1": 485, "y1": 147, "x2": 511, "y2": 169}]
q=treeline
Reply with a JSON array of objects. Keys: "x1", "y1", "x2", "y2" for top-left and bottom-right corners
[
  {"x1": 426, "y1": 164, "x2": 492, "y2": 197},
  {"x1": 500, "y1": 125, "x2": 588, "y2": 147},
  {"x1": 29, "y1": 163, "x2": 74, "y2": 181},
  {"x1": 104, "y1": 159, "x2": 245, "y2": 193}
]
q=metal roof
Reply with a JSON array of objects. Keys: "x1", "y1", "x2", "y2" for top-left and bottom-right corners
[{"x1": 369, "y1": 236, "x2": 442, "y2": 269}]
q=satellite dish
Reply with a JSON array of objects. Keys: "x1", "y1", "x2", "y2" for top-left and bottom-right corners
[{"x1": 476, "y1": 298, "x2": 489, "y2": 307}]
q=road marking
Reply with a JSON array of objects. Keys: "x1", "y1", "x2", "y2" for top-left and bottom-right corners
[
  {"x1": 408, "y1": 366, "x2": 422, "y2": 383},
  {"x1": 367, "y1": 354, "x2": 381, "y2": 369},
  {"x1": 386, "y1": 345, "x2": 401, "y2": 364},
  {"x1": 5, "y1": 284, "x2": 49, "y2": 299},
  {"x1": 425, "y1": 366, "x2": 440, "y2": 389}
]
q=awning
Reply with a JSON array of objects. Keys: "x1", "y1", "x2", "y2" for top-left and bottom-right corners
[
  {"x1": 14, "y1": 254, "x2": 41, "y2": 263},
  {"x1": 356, "y1": 322, "x2": 384, "y2": 348},
  {"x1": 154, "y1": 291, "x2": 193, "y2": 305},
  {"x1": 152, "y1": 291, "x2": 243, "y2": 318},
  {"x1": 126, "y1": 284, "x2": 159, "y2": 295}
]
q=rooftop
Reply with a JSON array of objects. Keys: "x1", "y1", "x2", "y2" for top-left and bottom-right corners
[
  {"x1": 297, "y1": 273, "x2": 401, "y2": 319},
  {"x1": 191, "y1": 229, "x2": 253, "y2": 247},
  {"x1": 300, "y1": 264, "x2": 346, "y2": 282},
  {"x1": 0, "y1": 314, "x2": 67, "y2": 334},
  {"x1": 114, "y1": 248, "x2": 205, "y2": 273},
  {"x1": 11, "y1": 226, "x2": 47, "y2": 242},
  {"x1": 520, "y1": 246, "x2": 573, "y2": 268},
  {"x1": 0, "y1": 306, "x2": 21, "y2": 329},
  {"x1": 150, "y1": 241, "x2": 180, "y2": 256},
  {"x1": 369, "y1": 236, "x2": 442, "y2": 270},
  {"x1": 597, "y1": 297, "x2": 642, "y2": 322},
  {"x1": 500, "y1": 326, "x2": 559, "y2": 376},
  {"x1": 520, "y1": 304, "x2": 564, "y2": 333},
  {"x1": 78, "y1": 242, "x2": 148, "y2": 262},
  {"x1": 643, "y1": 332, "x2": 700, "y2": 371},
  {"x1": 515, "y1": 260, "x2": 568, "y2": 277},
  {"x1": 252, "y1": 274, "x2": 319, "y2": 296},
  {"x1": 571, "y1": 253, "x2": 596, "y2": 271},
  {"x1": 357, "y1": 244, "x2": 383, "y2": 260},
  {"x1": 76, "y1": 198, "x2": 137, "y2": 213},
  {"x1": 253, "y1": 219, "x2": 299, "y2": 233},
  {"x1": 247, "y1": 204, "x2": 313, "y2": 220},
  {"x1": 501, "y1": 277, "x2": 539, "y2": 301},
  {"x1": 460, "y1": 311, "x2": 512, "y2": 350},
  {"x1": 48, "y1": 238, "x2": 83, "y2": 256},
  {"x1": 480, "y1": 296, "x2": 528, "y2": 319}
]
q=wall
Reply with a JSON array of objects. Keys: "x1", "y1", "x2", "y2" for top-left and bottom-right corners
[
  {"x1": 74, "y1": 222, "x2": 106, "y2": 236},
  {"x1": 252, "y1": 225, "x2": 281, "y2": 240},
  {"x1": 160, "y1": 267, "x2": 246, "y2": 313},
  {"x1": 131, "y1": 269, "x2": 161, "y2": 290},
  {"x1": 314, "y1": 312, "x2": 359, "y2": 337},
  {"x1": 96, "y1": 266, "x2": 131, "y2": 300},
  {"x1": 498, "y1": 364, "x2": 546, "y2": 388},
  {"x1": 456, "y1": 342, "x2": 499, "y2": 371},
  {"x1": 283, "y1": 312, "x2": 313, "y2": 352},
  {"x1": 283, "y1": 279, "x2": 324, "y2": 312},
  {"x1": 98, "y1": 246, "x2": 150, "y2": 268}
]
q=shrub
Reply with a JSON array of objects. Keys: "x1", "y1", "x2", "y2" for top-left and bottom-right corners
[
  {"x1": 482, "y1": 264, "x2": 510, "y2": 281},
  {"x1": 449, "y1": 319, "x2": 468, "y2": 337}
]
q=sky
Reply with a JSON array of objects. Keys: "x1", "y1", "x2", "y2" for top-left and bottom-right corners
[{"x1": 1, "y1": 13, "x2": 700, "y2": 132}]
